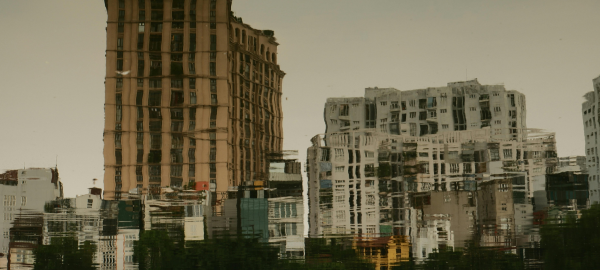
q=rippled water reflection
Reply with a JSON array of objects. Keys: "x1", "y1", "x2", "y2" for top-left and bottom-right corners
[{"x1": 1, "y1": 181, "x2": 597, "y2": 269}]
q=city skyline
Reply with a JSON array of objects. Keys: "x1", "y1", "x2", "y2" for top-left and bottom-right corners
[{"x1": 1, "y1": 0, "x2": 600, "y2": 197}]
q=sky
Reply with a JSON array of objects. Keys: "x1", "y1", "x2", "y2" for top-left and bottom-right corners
[{"x1": 0, "y1": 0, "x2": 599, "y2": 197}]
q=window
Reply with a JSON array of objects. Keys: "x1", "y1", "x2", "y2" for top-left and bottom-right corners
[
  {"x1": 490, "y1": 149, "x2": 500, "y2": 161},
  {"x1": 208, "y1": 79, "x2": 217, "y2": 93},
  {"x1": 114, "y1": 132, "x2": 122, "y2": 148},
  {"x1": 190, "y1": 92, "x2": 197, "y2": 104},
  {"x1": 151, "y1": 10, "x2": 163, "y2": 20},
  {"x1": 469, "y1": 107, "x2": 476, "y2": 111},
  {"x1": 171, "y1": 108, "x2": 183, "y2": 120},
  {"x1": 3, "y1": 195, "x2": 15, "y2": 206},
  {"x1": 210, "y1": 35, "x2": 217, "y2": 51},
  {"x1": 440, "y1": 109, "x2": 447, "y2": 113},
  {"x1": 150, "y1": 22, "x2": 162, "y2": 32},
  {"x1": 189, "y1": 62, "x2": 196, "y2": 74},
  {"x1": 409, "y1": 112, "x2": 416, "y2": 118},
  {"x1": 149, "y1": 35, "x2": 161, "y2": 51},
  {"x1": 171, "y1": 91, "x2": 184, "y2": 106},
  {"x1": 149, "y1": 78, "x2": 161, "y2": 88},
  {"x1": 442, "y1": 124, "x2": 449, "y2": 129},
  {"x1": 190, "y1": 34, "x2": 196, "y2": 51},
  {"x1": 87, "y1": 199, "x2": 93, "y2": 208},
  {"x1": 211, "y1": 94, "x2": 218, "y2": 104},
  {"x1": 115, "y1": 150, "x2": 122, "y2": 164}
]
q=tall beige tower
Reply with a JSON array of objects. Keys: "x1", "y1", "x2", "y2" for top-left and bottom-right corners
[{"x1": 103, "y1": 0, "x2": 284, "y2": 202}]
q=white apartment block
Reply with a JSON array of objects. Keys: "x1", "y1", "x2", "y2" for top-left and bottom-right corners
[
  {"x1": 324, "y1": 79, "x2": 527, "y2": 142},
  {"x1": 307, "y1": 129, "x2": 557, "y2": 257},
  {"x1": 0, "y1": 168, "x2": 63, "y2": 255},
  {"x1": 582, "y1": 75, "x2": 600, "y2": 204}
]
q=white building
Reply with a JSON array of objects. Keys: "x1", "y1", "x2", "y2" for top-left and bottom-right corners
[
  {"x1": 324, "y1": 79, "x2": 527, "y2": 142},
  {"x1": 307, "y1": 128, "x2": 557, "y2": 259},
  {"x1": 0, "y1": 168, "x2": 62, "y2": 255},
  {"x1": 582, "y1": 76, "x2": 600, "y2": 204}
]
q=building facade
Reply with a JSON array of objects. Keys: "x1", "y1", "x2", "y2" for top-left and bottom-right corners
[
  {"x1": 0, "y1": 168, "x2": 63, "y2": 257},
  {"x1": 102, "y1": 0, "x2": 285, "y2": 201},
  {"x1": 306, "y1": 129, "x2": 557, "y2": 261},
  {"x1": 324, "y1": 79, "x2": 527, "y2": 142},
  {"x1": 582, "y1": 75, "x2": 600, "y2": 204}
]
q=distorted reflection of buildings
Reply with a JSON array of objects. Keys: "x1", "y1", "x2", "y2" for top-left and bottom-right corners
[
  {"x1": 102, "y1": 0, "x2": 286, "y2": 203},
  {"x1": 307, "y1": 80, "x2": 566, "y2": 265},
  {"x1": 2, "y1": 149, "x2": 305, "y2": 268},
  {"x1": 582, "y1": 75, "x2": 600, "y2": 204},
  {"x1": 0, "y1": 168, "x2": 63, "y2": 269}
]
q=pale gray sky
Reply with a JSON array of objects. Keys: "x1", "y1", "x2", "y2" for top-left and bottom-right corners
[{"x1": 0, "y1": 0, "x2": 599, "y2": 197}]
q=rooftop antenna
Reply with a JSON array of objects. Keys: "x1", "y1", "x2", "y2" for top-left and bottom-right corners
[
  {"x1": 93, "y1": 178, "x2": 97, "y2": 187},
  {"x1": 55, "y1": 155, "x2": 58, "y2": 169}
]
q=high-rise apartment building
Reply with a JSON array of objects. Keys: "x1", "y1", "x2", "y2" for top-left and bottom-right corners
[
  {"x1": 324, "y1": 79, "x2": 527, "y2": 141},
  {"x1": 102, "y1": 0, "x2": 285, "y2": 201},
  {"x1": 581, "y1": 75, "x2": 600, "y2": 204}
]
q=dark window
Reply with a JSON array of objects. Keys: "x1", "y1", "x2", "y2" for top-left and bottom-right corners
[
  {"x1": 210, "y1": 62, "x2": 216, "y2": 76},
  {"x1": 149, "y1": 107, "x2": 162, "y2": 119},
  {"x1": 149, "y1": 35, "x2": 161, "y2": 51},
  {"x1": 150, "y1": 60, "x2": 162, "y2": 76},
  {"x1": 150, "y1": 0, "x2": 163, "y2": 9},
  {"x1": 189, "y1": 78, "x2": 196, "y2": 89},
  {"x1": 170, "y1": 91, "x2": 184, "y2": 106},
  {"x1": 171, "y1": 34, "x2": 183, "y2": 52},
  {"x1": 151, "y1": 10, "x2": 163, "y2": 20},
  {"x1": 210, "y1": 35, "x2": 217, "y2": 50},
  {"x1": 210, "y1": 107, "x2": 217, "y2": 120},
  {"x1": 150, "y1": 133, "x2": 161, "y2": 149},
  {"x1": 149, "y1": 78, "x2": 161, "y2": 88},
  {"x1": 189, "y1": 108, "x2": 196, "y2": 120},
  {"x1": 188, "y1": 149, "x2": 196, "y2": 163},
  {"x1": 150, "y1": 22, "x2": 162, "y2": 32},
  {"x1": 148, "y1": 91, "x2": 161, "y2": 106},
  {"x1": 210, "y1": 79, "x2": 216, "y2": 92},
  {"x1": 190, "y1": 34, "x2": 196, "y2": 51},
  {"x1": 137, "y1": 59, "x2": 144, "y2": 76},
  {"x1": 149, "y1": 120, "x2": 161, "y2": 131},
  {"x1": 136, "y1": 91, "x2": 143, "y2": 105},
  {"x1": 171, "y1": 108, "x2": 184, "y2": 120},
  {"x1": 171, "y1": 62, "x2": 183, "y2": 75},
  {"x1": 171, "y1": 53, "x2": 183, "y2": 61},
  {"x1": 171, "y1": 78, "x2": 183, "y2": 88},
  {"x1": 171, "y1": 149, "x2": 183, "y2": 163},
  {"x1": 148, "y1": 150, "x2": 161, "y2": 163},
  {"x1": 115, "y1": 150, "x2": 122, "y2": 164},
  {"x1": 172, "y1": 11, "x2": 184, "y2": 20},
  {"x1": 172, "y1": 0, "x2": 184, "y2": 9}
]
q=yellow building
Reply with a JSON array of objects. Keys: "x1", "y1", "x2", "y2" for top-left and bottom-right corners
[{"x1": 354, "y1": 235, "x2": 410, "y2": 269}]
